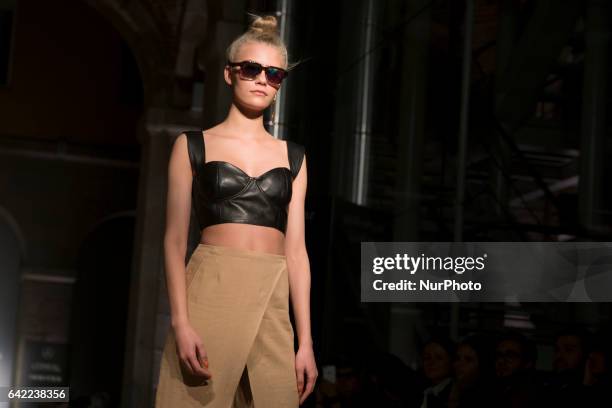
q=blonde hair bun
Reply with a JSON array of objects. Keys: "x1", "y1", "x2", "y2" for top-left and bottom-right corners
[
  {"x1": 226, "y1": 13, "x2": 288, "y2": 69},
  {"x1": 248, "y1": 14, "x2": 279, "y2": 35}
]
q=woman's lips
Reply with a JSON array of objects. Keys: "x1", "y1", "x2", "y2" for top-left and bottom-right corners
[{"x1": 250, "y1": 90, "x2": 267, "y2": 96}]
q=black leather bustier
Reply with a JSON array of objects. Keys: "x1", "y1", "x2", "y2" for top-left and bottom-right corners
[{"x1": 184, "y1": 131, "x2": 305, "y2": 234}]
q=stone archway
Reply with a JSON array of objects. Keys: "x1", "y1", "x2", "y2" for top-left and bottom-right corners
[{"x1": 83, "y1": 0, "x2": 175, "y2": 107}]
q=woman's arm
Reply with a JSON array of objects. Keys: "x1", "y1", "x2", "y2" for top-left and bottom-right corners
[
  {"x1": 164, "y1": 133, "x2": 193, "y2": 328},
  {"x1": 285, "y1": 153, "x2": 312, "y2": 347},
  {"x1": 285, "y1": 154, "x2": 318, "y2": 403},
  {"x1": 163, "y1": 133, "x2": 211, "y2": 378}
]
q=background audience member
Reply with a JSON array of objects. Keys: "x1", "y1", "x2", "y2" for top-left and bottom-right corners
[
  {"x1": 448, "y1": 334, "x2": 495, "y2": 408},
  {"x1": 492, "y1": 331, "x2": 541, "y2": 408},
  {"x1": 419, "y1": 336, "x2": 455, "y2": 408}
]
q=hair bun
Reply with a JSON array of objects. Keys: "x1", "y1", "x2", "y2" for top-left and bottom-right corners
[
  {"x1": 248, "y1": 13, "x2": 279, "y2": 35},
  {"x1": 226, "y1": 13, "x2": 290, "y2": 69}
]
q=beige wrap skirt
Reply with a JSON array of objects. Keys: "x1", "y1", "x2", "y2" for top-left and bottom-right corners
[{"x1": 155, "y1": 243, "x2": 299, "y2": 407}]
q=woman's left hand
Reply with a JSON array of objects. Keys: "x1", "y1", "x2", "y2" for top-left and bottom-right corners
[{"x1": 295, "y1": 345, "x2": 318, "y2": 404}]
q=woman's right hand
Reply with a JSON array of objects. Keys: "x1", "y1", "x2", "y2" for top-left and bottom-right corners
[{"x1": 173, "y1": 322, "x2": 212, "y2": 379}]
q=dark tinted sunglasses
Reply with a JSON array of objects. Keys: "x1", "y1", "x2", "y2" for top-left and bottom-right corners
[{"x1": 227, "y1": 60, "x2": 289, "y2": 86}]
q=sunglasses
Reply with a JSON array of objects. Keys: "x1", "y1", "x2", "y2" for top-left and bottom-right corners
[{"x1": 227, "y1": 60, "x2": 289, "y2": 86}]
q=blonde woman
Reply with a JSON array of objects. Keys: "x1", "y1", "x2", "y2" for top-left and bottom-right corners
[{"x1": 155, "y1": 14, "x2": 317, "y2": 408}]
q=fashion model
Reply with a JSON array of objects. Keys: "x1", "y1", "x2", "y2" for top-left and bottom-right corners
[{"x1": 155, "y1": 14, "x2": 318, "y2": 408}]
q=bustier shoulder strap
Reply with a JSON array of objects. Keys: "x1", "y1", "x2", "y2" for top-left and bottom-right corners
[
  {"x1": 286, "y1": 140, "x2": 305, "y2": 180},
  {"x1": 184, "y1": 131, "x2": 204, "y2": 177}
]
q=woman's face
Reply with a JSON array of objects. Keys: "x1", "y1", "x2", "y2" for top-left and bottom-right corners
[
  {"x1": 423, "y1": 342, "x2": 452, "y2": 384},
  {"x1": 224, "y1": 41, "x2": 285, "y2": 113},
  {"x1": 454, "y1": 344, "x2": 480, "y2": 382}
]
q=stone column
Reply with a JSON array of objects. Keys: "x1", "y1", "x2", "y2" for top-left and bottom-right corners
[
  {"x1": 121, "y1": 108, "x2": 202, "y2": 408},
  {"x1": 121, "y1": 116, "x2": 170, "y2": 408}
]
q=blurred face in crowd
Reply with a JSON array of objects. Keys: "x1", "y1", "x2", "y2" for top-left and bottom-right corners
[
  {"x1": 554, "y1": 335, "x2": 584, "y2": 373},
  {"x1": 423, "y1": 342, "x2": 452, "y2": 384},
  {"x1": 454, "y1": 344, "x2": 479, "y2": 383},
  {"x1": 495, "y1": 339, "x2": 532, "y2": 378}
]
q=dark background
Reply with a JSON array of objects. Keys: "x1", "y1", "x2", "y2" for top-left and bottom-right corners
[{"x1": 0, "y1": 0, "x2": 610, "y2": 407}]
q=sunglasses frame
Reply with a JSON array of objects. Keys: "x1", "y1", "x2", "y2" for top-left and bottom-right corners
[{"x1": 226, "y1": 60, "x2": 289, "y2": 85}]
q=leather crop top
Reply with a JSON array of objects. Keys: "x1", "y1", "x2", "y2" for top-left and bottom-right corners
[{"x1": 184, "y1": 131, "x2": 305, "y2": 234}]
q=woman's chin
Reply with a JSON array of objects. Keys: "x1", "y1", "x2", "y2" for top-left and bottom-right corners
[{"x1": 235, "y1": 99, "x2": 269, "y2": 114}]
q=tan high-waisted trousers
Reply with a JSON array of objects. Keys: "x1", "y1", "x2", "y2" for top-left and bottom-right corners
[{"x1": 155, "y1": 244, "x2": 299, "y2": 408}]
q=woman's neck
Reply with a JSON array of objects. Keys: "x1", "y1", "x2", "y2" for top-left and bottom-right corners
[{"x1": 222, "y1": 101, "x2": 267, "y2": 139}]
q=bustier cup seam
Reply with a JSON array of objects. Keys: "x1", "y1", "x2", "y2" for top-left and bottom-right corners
[
  {"x1": 198, "y1": 175, "x2": 255, "y2": 202},
  {"x1": 215, "y1": 162, "x2": 219, "y2": 198},
  {"x1": 253, "y1": 176, "x2": 284, "y2": 204}
]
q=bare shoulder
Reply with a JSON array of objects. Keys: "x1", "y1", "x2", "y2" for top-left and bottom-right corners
[
  {"x1": 168, "y1": 133, "x2": 191, "y2": 169},
  {"x1": 171, "y1": 132, "x2": 188, "y2": 152}
]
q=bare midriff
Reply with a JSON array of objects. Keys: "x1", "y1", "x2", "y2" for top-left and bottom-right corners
[{"x1": 200, "y1": 223, "x2": 286, "y2": 256}]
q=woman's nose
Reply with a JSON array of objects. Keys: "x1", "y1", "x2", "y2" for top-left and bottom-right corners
[{"x1": 255, "y1": 70, "x2": 267, "y2": 84}]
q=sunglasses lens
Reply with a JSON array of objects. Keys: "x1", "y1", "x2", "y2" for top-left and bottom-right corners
[
  {"x1": 240, "y1": 62, "x2": 262, "y2": 79},
  {"x1": 265, "y1": 68, "x2": 285, "y2": 85}
]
